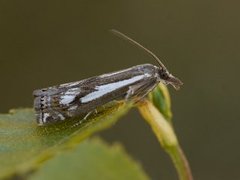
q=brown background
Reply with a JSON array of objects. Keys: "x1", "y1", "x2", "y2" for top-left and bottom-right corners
[{"x1": 0, "y1": 0, "x2": 239, "y2": 179}]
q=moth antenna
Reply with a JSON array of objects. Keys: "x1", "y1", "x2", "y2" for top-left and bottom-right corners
[{"x1": 110, "y1": 29, "x2": 167, "y2": 70}]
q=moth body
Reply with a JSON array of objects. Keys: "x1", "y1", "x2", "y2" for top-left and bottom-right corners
[
  {"x1": 33, "y1": 30, "x2": 183, "y2": 126},
  {"x1": 33, "y1": 64, "x2": 167, "y2": 125}
]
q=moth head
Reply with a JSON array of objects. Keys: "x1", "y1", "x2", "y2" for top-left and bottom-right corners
[
  {"x1": 110, "y1": 29, "x2": 183, "y2": 90},
  {"x1": 158, "y1": 68, "x2": 183, "y2": 90}
]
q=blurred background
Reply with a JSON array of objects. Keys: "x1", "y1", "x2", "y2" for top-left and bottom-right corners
[{"x1": 0, "y1": 0, "x2": 239, "y2": 179}]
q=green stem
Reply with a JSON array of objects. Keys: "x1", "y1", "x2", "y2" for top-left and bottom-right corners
[
  {"x1": 137, "y1": 100, "x2": 193, "y2": 180},
  {"x1": 166, "y1": 145, "x2": 193, "y2": 180}
]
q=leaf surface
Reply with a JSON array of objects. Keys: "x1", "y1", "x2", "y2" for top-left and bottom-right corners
[
  {"x1": 0, "y1": 102, "x2": 132, "y2": 179},
  {"x1": 29, "y1": 138, "x2": 149, "y2": 180}
]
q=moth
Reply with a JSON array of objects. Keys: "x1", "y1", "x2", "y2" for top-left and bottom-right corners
[{"x1": 33, "y1": 30, "x2": 183, "y2": 126}]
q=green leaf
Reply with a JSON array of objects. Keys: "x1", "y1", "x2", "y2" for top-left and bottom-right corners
[
  {"x1": 29, "y1": 138, "x2": 149, "y2": 180},
  {"x1": 0, "y1": 102, "x2": 132, "y2": 179}
]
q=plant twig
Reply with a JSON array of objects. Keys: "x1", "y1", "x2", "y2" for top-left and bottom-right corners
[{"x1": 137, "y1": 100, "x2": 193, "y2": 180}]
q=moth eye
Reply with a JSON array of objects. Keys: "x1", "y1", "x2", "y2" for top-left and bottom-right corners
[
  {"x1": 161, "y1": 72, "x2": 168, "y2": 79},
  {"x1": 41, "y1": 89, "x2": 47, "y2": 92}
]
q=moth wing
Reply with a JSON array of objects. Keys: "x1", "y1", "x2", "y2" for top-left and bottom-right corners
[
  {"x1": 33, "y1": 64, "x2": 159, "y2": 125},
  {"x1": 33, "y1": 81, "x2": 95, "y2": 125},
  {"x1": 125, "y1": 77, "x2": 158, "y2": 101}
]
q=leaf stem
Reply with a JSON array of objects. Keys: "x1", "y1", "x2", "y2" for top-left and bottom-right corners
[
  {"x1": 166, "y1": 145, "x2": 193, "y2": 180},
  {"x1": 137, "y1": 100, "x2": 193, "y2": 180}
]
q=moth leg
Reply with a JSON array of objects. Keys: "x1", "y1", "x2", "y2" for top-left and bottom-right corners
[
  {"x1": 126, "y1": 80, "x2": 158, "y2": 103},
  {"x1": 83, "y1": 108, "x2": 98, "y2": 120},
  {"x1": 125, "y1": 81, "x2": 151, "y2": 100},
  {"x1": 134, "y1": 82, "x2": 158, "y2": 104},
  {"x1": 83, "y1": 111, "x2": 92, "y2": 120},
  {"x1": 71, "y1": 118, "x2": 84, "y2": 128},
  {"x1": 125, "y1": 86, "x2": 135, "y2": 100},
  {"x1": 71, "y1": 110, "x2": 95, "y2": 128},
  {"x1": 125, "y1": 80, "x2": 156, "y2": 101}
]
